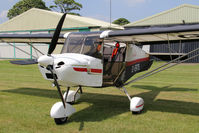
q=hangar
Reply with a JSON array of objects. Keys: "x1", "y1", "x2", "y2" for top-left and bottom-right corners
[
  {"x1": 1, "y1": 4, "x2": 199, "y2": 62},
  {"x1": 125, "y1": 4, "x2": 199, "y2": 63},
  {"x1": 0, "y1": 8, "x2": 122, "y2": 59}
]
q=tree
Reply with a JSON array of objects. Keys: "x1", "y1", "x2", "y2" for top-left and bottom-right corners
[
  {"x1": 112, "y1": 18, "x2": 130, "y2": 26},
  {"x1": 50, "y1": 0, "x2": 82, "y2": 15},
  {"x1": 7, "y1": 0, "x2": 49, "y2": 19}
]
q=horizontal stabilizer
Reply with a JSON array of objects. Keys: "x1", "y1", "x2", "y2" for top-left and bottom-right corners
[{"x1": 10, "y1": 59, "x2": 38, "y2": 65}]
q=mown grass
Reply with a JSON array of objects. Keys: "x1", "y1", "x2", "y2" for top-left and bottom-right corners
[{"x1": 0, "y1": 60, "x2": 198, "y2": 133}]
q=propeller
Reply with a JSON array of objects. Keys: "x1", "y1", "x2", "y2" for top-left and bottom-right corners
[
  {"x1": 46, "y1": 13, "x2": 67, "y2": 108},
  {"x1": 10, "y1": 13, "x2": 67, "y2": 65},
  {"x1": 48, "y1": 13, "x2": 67, "y2": 55},
  {"x1": 11, "y1": 13, "x2": 67, "y2": 108}
]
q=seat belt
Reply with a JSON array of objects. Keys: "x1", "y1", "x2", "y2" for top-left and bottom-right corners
[{"x1": 111, "y1": 42, "x2": 120, "y2": 59}]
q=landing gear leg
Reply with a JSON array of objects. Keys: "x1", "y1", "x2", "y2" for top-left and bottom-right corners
[
  {"x1": 72, "y1": 86, "x2": 82, "y2": 103},
  {"x1": 120, "y1": 87, "x2": 144, "y2": 114},
  {"x1": 63, "y1": 86, "x2": 81, "y2": 104},
  {"x1": 64, "y1": 87, "x2": 70, "y2": 103},
  {"x1": 78, "y1": 86, "x2": 83, "y2": 94},
  {"x1": 121, "y1": 87, "x2": 131, "y2": 102}
]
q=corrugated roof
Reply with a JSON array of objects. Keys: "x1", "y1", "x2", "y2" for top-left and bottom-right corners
[
  {"x1": 0, "y1": 8, "x2": 123, "y2": 32},
  {"x1": 125, "y1": 4, "x2": 199, "y2": 27}
]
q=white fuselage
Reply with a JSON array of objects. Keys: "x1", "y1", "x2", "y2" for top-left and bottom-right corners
[{"x1": 38, "y1": 53, "x2": 103, "y2": 87}]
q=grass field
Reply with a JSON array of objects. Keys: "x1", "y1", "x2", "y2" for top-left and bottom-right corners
[{"x1": 0, "y1": 60, "x2": 198, "y2": 133}]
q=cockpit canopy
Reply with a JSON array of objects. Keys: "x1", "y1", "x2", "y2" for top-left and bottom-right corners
[{"x1": 61, "y1": 32, "x2": 103, "y2": 58}]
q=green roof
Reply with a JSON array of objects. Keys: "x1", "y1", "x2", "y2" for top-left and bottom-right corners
[{"x1": 125, "y1": 4, "x2": 199, "y2": 27}]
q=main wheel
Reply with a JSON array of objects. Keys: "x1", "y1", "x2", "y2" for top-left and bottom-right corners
[
  {"x1": 54, "y1": 117, "x2": 68, "y2": 125},
  {"x1": 67, "y1": 101, "x2": 75, "y2": 105},
  {"x1": 132, "y1": 109, "x2": 143, "y2": 115}
]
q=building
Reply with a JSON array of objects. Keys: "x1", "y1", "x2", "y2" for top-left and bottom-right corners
[
  {"x1": 125, "y1": 4, "x2": 199, "y2": 63},
  {"x1": 0, "y1": 8, "x2": 123, "y2": 59}
]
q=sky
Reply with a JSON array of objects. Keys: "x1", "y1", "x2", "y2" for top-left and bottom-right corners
[{"x1": 0, "y1": 0, "x2": 199, "y2": 24}]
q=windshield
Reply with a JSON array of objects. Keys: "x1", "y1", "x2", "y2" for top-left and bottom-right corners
[{"x1": 61, "y1": 32, "x2": 102, "y2": 58}]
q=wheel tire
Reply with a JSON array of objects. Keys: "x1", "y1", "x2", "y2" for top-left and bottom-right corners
[
  {"x1": 132, "y1": 109, "x2": 143, "y2": 115},
  {"x1": 54, "y1": 117, "x2": 68, "y2": 125},
  {"x1": 132, "y1": 111, "x2": 141, "y2": 115},
  {"x1": 67, "y1": 101, "x2": 75, "y2": 105}
]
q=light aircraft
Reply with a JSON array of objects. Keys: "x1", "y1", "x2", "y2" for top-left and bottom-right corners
[{"x1": 0, "y1": 13, "x2": 199, "y2": 125}]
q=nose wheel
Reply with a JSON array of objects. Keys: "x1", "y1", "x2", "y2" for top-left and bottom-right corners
[
  {"x1": 54, "y1": 117, "x2": 68, "y2": 125},
  {"x1": 50, "y1": 86, "x2": 82, "y2": 125}
]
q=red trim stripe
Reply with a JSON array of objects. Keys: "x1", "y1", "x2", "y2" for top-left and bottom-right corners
[
  {"x1": 91, "y1": 69, "x2": 102, "y2": 73},
  {"x1": 73, "y1": 67, "x2": 87, "y2": 72},
  {"x1": 73, "y1": 67, "x2": 102, "y2": 74},
  {"x1": 136, "y1": 104, "x2": 144, "y2": 108},
  {"x1": 126, "y1": 57, "x2": 149, "y2": 66}
]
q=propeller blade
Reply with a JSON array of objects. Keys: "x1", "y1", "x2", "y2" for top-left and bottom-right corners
[
  {"x1": 48, "y1": 13, "x2": 67, "y2": 55},
  {"x1": 10, "y1": 59, "x2": 37, "y2": 65},
  {"x1": 47, "y1": 65, "x2": 66, "y2": 108}
]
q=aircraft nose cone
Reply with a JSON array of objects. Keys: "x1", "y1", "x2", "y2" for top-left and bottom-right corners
[{"x1": 38, "y1": 55, "x2": 54, "y2": 67}]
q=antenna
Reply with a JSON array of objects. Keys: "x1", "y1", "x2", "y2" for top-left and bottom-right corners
[{"x1": 110, "y1": 0, "x2": 112, "y2": 29}]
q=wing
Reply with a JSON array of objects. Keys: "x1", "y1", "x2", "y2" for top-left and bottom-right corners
[
  {"x1": 101, "y1": 24, "x2": 199, "y2": 44},
  {"x1": 0, "y1": 33, "x2": 65, "y2": 44}
]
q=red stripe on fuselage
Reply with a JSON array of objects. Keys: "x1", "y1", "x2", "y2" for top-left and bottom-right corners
[
  {"x1": 73, "y1": 67, "x2": 102, "y2": 74},
  {"x1": 73, "y1": 67, "x2": 87, "y2": 72},
  {"x1": 126, "y1": 57, "x2": 149, "y2": 66},
  {"x1": 91, "y1": 69, "x2": 102, "y2": 73}
]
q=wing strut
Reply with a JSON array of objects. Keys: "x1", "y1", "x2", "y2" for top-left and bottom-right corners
[
  {"x1": 2, "y1": 41, "x2": 37, "y2": 58},
  {"x1": 0, "y1": 39, "x2": 44, "y2": 57},
  {"x1": 167, "y1": 34, "x2": 173, "y2": 61},
  {"x1": 123, "y1": 47, "x2": 199, "y2": 86},
  {"x1": 26, "y1": 43, "x2": 45, "y2": 55}
]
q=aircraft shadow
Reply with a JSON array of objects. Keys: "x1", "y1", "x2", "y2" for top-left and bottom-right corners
[
  {"x1": 2, "y1": 87, "x2": 59, "y2": 99},
  {"x1": 2, "y1": 86, "x2": 199, "y2": 130}
]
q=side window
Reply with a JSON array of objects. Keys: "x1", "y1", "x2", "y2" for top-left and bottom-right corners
[
  {"x1": 61, "y1": 34, "x2": 84, "y2": 54},
  {"x1": 61, "y1": 32, "x2": 103, "y2": 59},
  {"x1": 81, "y1": 37, "x2": 96, "y2": 54},
  {"x1": 81, "y1": 37, "x2": 102, "y2": 59}
]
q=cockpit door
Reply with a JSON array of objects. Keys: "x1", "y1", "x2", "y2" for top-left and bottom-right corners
[{"x1": 102, "y1": 42, "x2": 126, "y2": 86}]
